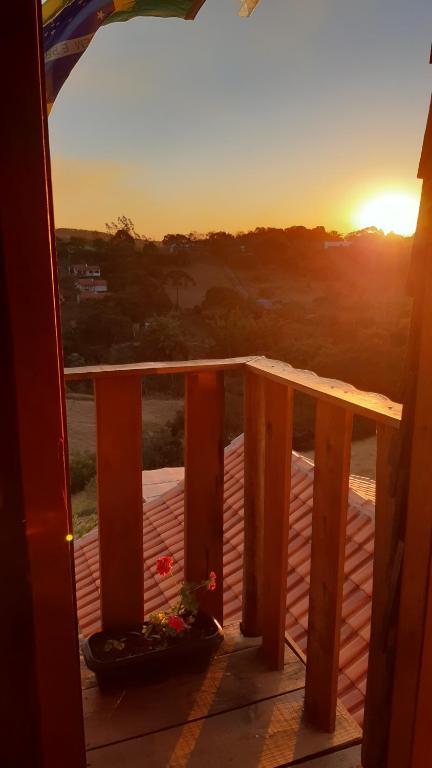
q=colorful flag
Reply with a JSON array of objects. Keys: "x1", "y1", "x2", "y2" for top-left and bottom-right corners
[
  {"x1": 238, "y1": 0, "x2": 261, "y2": 17},
  {"x1": 43, "y1": 0, "x2": 206, "y2": 112},
  {"x1": 42, "y1": 0, "x2": 71, "y2": 25}
]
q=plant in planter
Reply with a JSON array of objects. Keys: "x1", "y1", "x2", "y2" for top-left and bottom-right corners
[{"x1": 82, "y1": 555, "x2": 223, "y2": 681}]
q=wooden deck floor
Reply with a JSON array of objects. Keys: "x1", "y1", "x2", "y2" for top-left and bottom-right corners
[{"x1": 81, "y1": 623, "x2": 362, "y2": 768}]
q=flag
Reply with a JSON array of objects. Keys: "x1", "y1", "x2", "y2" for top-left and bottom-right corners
[
  {"x1": 238, "y1": 0, "x2": 261, "y2": 17},
  {"x1": 43, "y1": 0, "x2": 206, "y2": 112},
  {"x1": 42, "y1": 0, "x2": 71, "y2": 24}
]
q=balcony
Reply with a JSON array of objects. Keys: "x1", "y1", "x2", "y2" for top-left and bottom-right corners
[{"x1": 65, "y1": 356, "x2": 401, "y2": 767}]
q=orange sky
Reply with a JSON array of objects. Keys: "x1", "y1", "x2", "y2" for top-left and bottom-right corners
[{"x1": 48, "y1": 0, "x2": 430, "y2": 238}]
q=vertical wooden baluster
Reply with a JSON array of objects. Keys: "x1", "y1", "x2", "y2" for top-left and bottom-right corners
[
  {"x1": 185, "y1": 372, "x2": 224, "y2": 623},
  {"x1": 242, "y1": 370, "x2": 265, "y2": 637},
  {"x1": 95, "y1": 375, "x2": 144, "y2": 632},
  {"x1": 362, "y1": 424, "x2": 396, "y2": 768},
  {"x1": 261, "y1": 379, "x2": 293, "y2": 669},
  {"x1": 305, "y1": 401, "x2": 352, "y2": 732}
]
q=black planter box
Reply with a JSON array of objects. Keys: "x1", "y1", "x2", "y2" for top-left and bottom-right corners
[{"x1": 82, "y1": 611, "x2": 223, "y2": 683}]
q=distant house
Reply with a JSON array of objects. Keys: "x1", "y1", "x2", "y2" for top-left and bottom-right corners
[
  {"x1": 76, "y1": 292, "x2": 107, "y2": 303},
  {"x1": 69, "y1": 264, "x2": 101, "y2": 277},
  {"x1": 323, "y1": 240, "x2": 352, "y2": 249},
  {"x1": 75, "y1": 277, "x2": 108, "y2": 303}
]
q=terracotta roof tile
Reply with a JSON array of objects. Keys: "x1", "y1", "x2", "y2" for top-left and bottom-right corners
[{"x1": 74, "y1": 437, "x2": 375, "y2": 727}]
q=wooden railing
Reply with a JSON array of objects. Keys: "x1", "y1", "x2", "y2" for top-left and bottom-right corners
[{"x1": 65, "y1": 356, "x2": 402, "y2": 742}]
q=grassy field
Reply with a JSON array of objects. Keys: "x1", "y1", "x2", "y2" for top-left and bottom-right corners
[{"x1": 66, "y1": 393, "x2": 183, "y2": 454}]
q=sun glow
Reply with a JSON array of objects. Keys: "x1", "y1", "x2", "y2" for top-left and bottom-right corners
[{"x1": 355, "y1": 191, "x2": 419, "y2": 236}]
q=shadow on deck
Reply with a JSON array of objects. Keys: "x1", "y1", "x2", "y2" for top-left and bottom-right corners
[{"x1": 82, "y1": 623, "x2": 362, "y2": 768}]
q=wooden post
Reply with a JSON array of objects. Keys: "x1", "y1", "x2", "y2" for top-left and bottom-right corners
[
  {"x1": 387, "y1": 234, "x2": 432, "y2": 766},
  {"x1": 362, "y1": 424, "x2": 398, "y2": 767},
  {"x1": 0, "y1": 1, "x2": 86, "y2": 765},
  {"x1": 386, "y1": 93, "x2": 432, "y2": 767},
  {"x1": 95, "y1": 376, "x2": 144, "y2": 631},
  {"x1": 242, "y1": 370, "x2": 265, "y2": 636},
  {"x1": 261, "y1": 379, "x2": 293, "y2": 669},
  {"x1": 304, "y1": 401, "x2": 352, "y2": 732},
  {"x1": 184, "y1": 372, "x2": 225, "y2": 623}
]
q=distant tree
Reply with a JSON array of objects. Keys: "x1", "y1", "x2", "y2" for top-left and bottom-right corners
[
  {"x1": 142, "y1": 240, "x2": 160, "y2": 257},
  {"x1": 163, "y1": 269, "x2": 196, "y2": 308},
  {"x1": 106, "y1": 215, "x2": 141, "y2": 240},
  {"x1": 105, "y1": 216, "x2": 141, "y2": 254},
  {"x1": 346, "y1": 226, "x2": 384, "y2": 240},
  {"x1": 162, "y1": 233, "x2": 192, "y2": 251},
  {"x1": 74, "y1": 304, "x2": 133, "y2": 349},
  {"x1": 139, "y1": 313, "x2": 189, "y2": 360},
  {"x1": 201, "y1": 286, "x2": 246, "y2": 312},
  {"x1": 113, "y1": 283, "x2": 171, "y2": 323},
  {"x1": 59, "y1": 274, "x2": 78, "y2": 302}
]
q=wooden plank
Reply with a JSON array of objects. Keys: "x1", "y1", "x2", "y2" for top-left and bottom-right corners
[
  {"x1": 261, "y1": 379, "x2": 293, "y2": 669},
  {"x1": 305, "y1": 401, "x2": 352, "y2": 732},
  {"x1": 95, "y1": 376, "x2": 144, "y2": 631},
  {"x1": 246, "y1": 358, "x2": 402, "y2": 427},
  {"x1": 184, "y1": 372, "x2": 224, "y2": 623},
  {"x1": 242, "y1": 369, "x2": 265, "y2": 636},
  {"x1": 64, "y1": 356, "x2": 259, "y2": 381},
  {"x1": 292, "y1": 746, "x2": 362, "y2": 767},
  {"x1": 1, "y1": 2, "x2": 86, "y2": 766},
  {"x1": 362, "y1": 424, "x2": 397, "y2": 768},
  {"x1": 387, "y1": 213, "x2": 432, "y2": 768},
  {"x1": 385, "y1": 97, "x2": 432, "y2": 768},
  {"x1": 84, "y1": 642, "x2": 305, "y2": 749},
  {"x1": 217, "y1": 619, "x2": 262, "y2": 655},
  {"x1": 86, "y1": 689, "x2": 361, "y2": 768}
]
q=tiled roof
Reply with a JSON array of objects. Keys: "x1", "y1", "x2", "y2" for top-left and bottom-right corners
[
  {"x1": 74, "y1": 434, "x2": 375, "y2": 727},
  {"x1": 142, "y1": 467, "x2": 184, "y2": 502}
]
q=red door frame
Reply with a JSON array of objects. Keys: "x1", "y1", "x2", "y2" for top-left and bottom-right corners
[{"x1": 1, "y1": 2, "x2": 86, "y2": 765}]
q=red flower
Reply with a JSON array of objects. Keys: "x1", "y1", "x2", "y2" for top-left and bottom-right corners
[
  {"x1": 168, "y1": 615, "x2": 187, "y2": 633},
  {"x1": 208, "y1": 571, "x2": 217, "y2": 591},
  {"x1": 156, "y1": 556, "x2": 173, "y2": 577}
]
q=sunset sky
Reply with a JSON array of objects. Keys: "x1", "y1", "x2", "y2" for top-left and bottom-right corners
[{"x1": 48, "y1": 0, "x2": 431, "y2": 239}]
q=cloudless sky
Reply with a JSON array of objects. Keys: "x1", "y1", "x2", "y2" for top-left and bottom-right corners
[{"x1": 48, "y1": 0, "x2": 432, "y2": 238}]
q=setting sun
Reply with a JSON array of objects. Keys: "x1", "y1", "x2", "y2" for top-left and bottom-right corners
[{"x1": 354, "y1": 191, "x2": 419, "y2": 236}]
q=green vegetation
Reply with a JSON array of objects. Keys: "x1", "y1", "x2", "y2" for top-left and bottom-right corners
[
  {"x1": 71, "y1": 477, "x2": 97, "y2": 538},
  {"x1": 69, "y1": 451, "x2": 96, "y2": 494},
  {"x1": 60, "y1": 222, "x2": 412, "y2": 537}
]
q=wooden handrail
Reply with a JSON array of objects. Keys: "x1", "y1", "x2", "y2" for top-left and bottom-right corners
[
  {"x1": 64, "y1": 356, "x2": 260, "y2": 380},
  {"x1": 246, "y1": 358, "x2": 402, "y2": 427},
  {"x1": 65, "y1": 356, "x2": 402, "y2": 426},
  {"x1": 66, "y1": 355, "x2": 402, "y2": 739}
]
